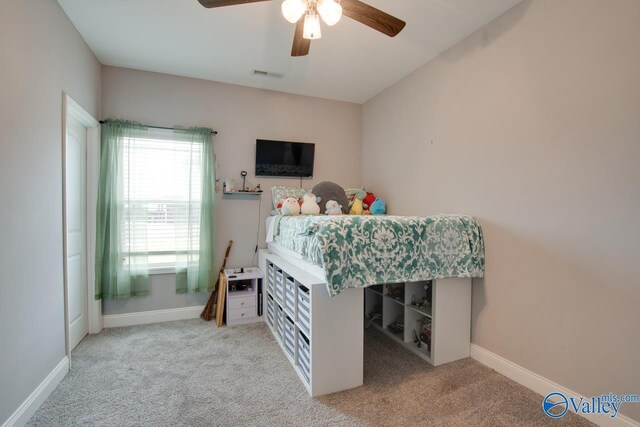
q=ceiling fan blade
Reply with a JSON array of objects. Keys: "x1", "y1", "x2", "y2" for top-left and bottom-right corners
[
  {"x1": 341, "y1": 0, "x2": 406, "y2": 37},
  {"x1": 197, "y1": 0, "x2": 271, "y2": 8},
  {"x1": 291, "y1": 19, "x2": 311, "y2": 57}
]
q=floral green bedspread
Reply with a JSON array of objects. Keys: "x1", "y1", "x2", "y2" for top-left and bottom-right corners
[{"x1": 273, "y1": 214, "x2": 485, "y2": 296}]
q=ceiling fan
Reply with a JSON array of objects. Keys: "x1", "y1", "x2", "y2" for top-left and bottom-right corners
[{"x1": 197, "y1": 0, "x2": 406, "y2": 57}]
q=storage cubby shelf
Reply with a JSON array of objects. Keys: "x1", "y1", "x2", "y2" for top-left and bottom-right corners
[
  {"x1": 260, "y1": 249, "x2": 471, "y2": 394},
  {"x1": 385, "y1": 295, "x2": 405, "y2": 305},
  {"x1": 260, "y1": 250, "x2": 364, "y2": 397},
  {"x1": 365, "y1": 278, "x2": 471, "y2": 367},
  {"x1": 407, "y1": 304, "x2": 432, "y2": 318}
]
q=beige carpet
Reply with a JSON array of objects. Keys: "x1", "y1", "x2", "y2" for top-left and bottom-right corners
[{"x1": 28, "y1": 319, "x2": 592, "y2": 426}]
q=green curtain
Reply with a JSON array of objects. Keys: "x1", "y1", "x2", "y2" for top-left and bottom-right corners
[
  {"x1": 174, "y1": 127, "x2": 216, "y2": 294},
  {"x1": 95, "y1": 120, "x2": 150, "y2": 299},
  {"x1": 95, "y1": 121, "x2": 216, "y2": 299}
]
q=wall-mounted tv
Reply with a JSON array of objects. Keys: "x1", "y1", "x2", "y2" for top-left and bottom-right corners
[{"x1": 255, "y1": 139, "x2": 315, "y2": 177}]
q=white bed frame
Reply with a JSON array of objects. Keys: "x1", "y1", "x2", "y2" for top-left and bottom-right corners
[{"x1": 258, "y1": 245, "x2": 472, "y2": 397}]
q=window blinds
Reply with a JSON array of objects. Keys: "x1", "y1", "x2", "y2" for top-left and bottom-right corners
[{"x1": 120, "y1": 133, "x2": 203, "y2": 267}]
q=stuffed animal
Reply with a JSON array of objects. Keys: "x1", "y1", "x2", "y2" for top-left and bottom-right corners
[
  {"x1": 349, "y1": 190, "x2": 368, "y2": 215},
  {"x1": 325, "y1": 200, "x2": 343, "y2": 215},
  {"x1": 300, "y1": 193, "x2": 321, "y2": 215},
  {"x1": 312, "y1": 182, "x2": 350, "y2": 215},
  {"x1": 370, "y1": 198, "x2": 386, "y2": 215},
  {"x1": 281, "y1": 197, "x2": 301, "y2": 215},
  {"x1": 363, "y1": 192, "x2": 376, "y2": 209}
]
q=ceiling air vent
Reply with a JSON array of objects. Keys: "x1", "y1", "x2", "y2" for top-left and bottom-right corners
[{"x1": 252, "y1": 69, "x2": 285, "y2": 79}]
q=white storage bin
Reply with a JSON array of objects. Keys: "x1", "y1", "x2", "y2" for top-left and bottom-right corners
[
  {"x1": 284, "y1": 277, "x2": 296, "y2": 317},
  {"x1": 266, "y1": 294, "x2": 274, "y2": 327},
  {"x1": 276, "y1": 306, "x2": 284, "y2": 341},
  {"x1": 284, "y1": 316, "x2": 295, "y2": 358},
  {"x1": 267, "y1": 263, "x2": 275, "y2": 294},
  {"x1": 275, "y1": 268, "x2": 284, "y2": 303},
  {"x1": 297, "y1": 331, "x2": 311, "y2": 384},
  {"x1": 297, "y1": 285, "x2": 311, "y2": 337}
]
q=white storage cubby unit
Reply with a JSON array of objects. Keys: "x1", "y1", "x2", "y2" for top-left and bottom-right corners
[
  {"x1": 259, "y1": 250, "x2": 364, "y2": 397},
  {"x1": 364, "y1": 278, "x2": 472, "y2": 366}
]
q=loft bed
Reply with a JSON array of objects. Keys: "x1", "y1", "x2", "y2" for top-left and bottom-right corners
[
  {"x1": 266, "y1": 214, "x2": 485, "y2": 294},
  {"x1": 259, "y1": 213, "x2": 485, "y2": 397}
]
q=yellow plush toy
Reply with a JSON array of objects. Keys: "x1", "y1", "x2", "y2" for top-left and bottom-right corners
[{"x1": 349, "y1": 191, "x2": 368, "y2": 215}]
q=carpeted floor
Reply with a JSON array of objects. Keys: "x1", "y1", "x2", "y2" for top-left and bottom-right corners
[{"x1": 28, "y1": 320, "x2": 592, "y2": 427}]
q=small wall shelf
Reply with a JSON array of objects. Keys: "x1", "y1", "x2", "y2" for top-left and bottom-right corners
[{"x1": 223, "y1": 191, "x2": 263, "y2": 196}]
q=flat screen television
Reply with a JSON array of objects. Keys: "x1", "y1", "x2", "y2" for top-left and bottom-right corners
[{"x1": 255, "y1": 139, "x2": 315, "y2": 177}]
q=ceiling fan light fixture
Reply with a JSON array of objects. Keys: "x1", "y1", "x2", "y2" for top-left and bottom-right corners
[
  {"x1": 303, "y1": 12, "x2": 322, "y2": 40},
  {"x1": 316, "y1": 0, "x2": 342, "y2": 26},
  {"x1": 281, "y1": 0, "x2": 307, "y2": 24}
]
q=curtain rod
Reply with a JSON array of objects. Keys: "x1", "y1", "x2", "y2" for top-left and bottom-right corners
[{"x1": 99, "y1": 120, "x2": 217, "y2": 135}]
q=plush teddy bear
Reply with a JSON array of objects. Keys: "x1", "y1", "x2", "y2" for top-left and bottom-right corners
[
  {"x1": 300, "y1": 193, "x2": 321, "y2": 215},
  {"x1": 325, "y1": 200, "x2": 343, "y2": 215},
  {"x1": 370, "y1": 198, "x2": 386, "y2": 215},
  {"x1": 349, "y1": 190, "x2": 368, "y2": 215},
  {"x1": 281, "y1": 197, "x2": 301, "y2": 215}
]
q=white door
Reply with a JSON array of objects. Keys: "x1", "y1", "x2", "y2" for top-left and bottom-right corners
[{"x1": 66, "y1": 116, "x2": 88, "y2": 351}]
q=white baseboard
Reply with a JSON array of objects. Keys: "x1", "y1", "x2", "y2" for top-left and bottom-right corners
[
  {"x1": 102, "y1": 305, "x2": 205, "y2": 328},
  {"x1": 2, "y1": 357, "x2": 69, "y2": 427},
  {"x1": 470, "y1": 344, "x2": 639, "y2": 427}
]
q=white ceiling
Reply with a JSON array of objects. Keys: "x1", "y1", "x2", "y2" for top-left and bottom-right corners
[{"x1": 58, "y1": 0, "x2": 522, "y2": 103}]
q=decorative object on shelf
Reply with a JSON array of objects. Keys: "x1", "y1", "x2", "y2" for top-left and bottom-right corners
[
  {"x1": 197, "y1": 0, "x2": 406, "y2": 57},
  {"x1": 425, "y1": 281, "x2": 433, "y2": 305},
  {"x1": 224, "y1": 178, "x2": 236, "y2": 193},
  {"x1": 388, "y1": 315, "x2": 404, "y2": 335},
  {"x1": 413, "y1": 329, "x2": 422, "y2": 348},
  {"x1": 223, "y1": 173, "x2": 263, "y2": 195},
  {"x1": 281, "y1": 197, "x2": 301, "y2": 215},
  {"x1": 240, "y1": 170, "x2": 248, "y2": 191},
  {"x1": 325, "y1": 200, "x2": 342, "y2": 215},
  {"x1": 300, "y1": 192, "x2": 321, "y2": 215},
  {"x1": 416, "y1": 316, "x2": 432, "y2": 351},
  {"x1": 386, "y1": 284, "x2": 404, "y2": 301}
]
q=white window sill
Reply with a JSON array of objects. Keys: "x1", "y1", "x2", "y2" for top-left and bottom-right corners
[
  {"x1": 129, "y1": 265, "x2": 200, "y2": 275},
  {"x1": 148, "y1": 266, "x2": 176, "y2": 275}
]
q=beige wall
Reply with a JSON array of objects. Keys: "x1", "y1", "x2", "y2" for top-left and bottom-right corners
[
  {"x1": 362, "y1": 0, "x2": 640, "y2": 421},
  {"x1": 101, "y1": 66, "x2": 362, "y2": 314},
  {"x1": 0, "y1": 0, "x2": 101, "y2": 422}
]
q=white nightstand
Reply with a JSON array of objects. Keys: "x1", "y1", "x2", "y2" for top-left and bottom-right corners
[{"x1": 224, "y1": 267, "x2": 263, "y2": 326}]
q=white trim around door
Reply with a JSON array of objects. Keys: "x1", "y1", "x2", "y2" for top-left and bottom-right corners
[{"x1": 62, "y1": 93, "x2": 101, "y2": 358}]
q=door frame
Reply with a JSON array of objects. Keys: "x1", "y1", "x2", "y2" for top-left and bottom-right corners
[{"x1": 62, "y1": 93, "x2": 101, "y2": 357}]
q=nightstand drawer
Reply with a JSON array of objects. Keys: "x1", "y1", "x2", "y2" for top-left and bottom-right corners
[
  {"x1": 228, "y1": 307, "x2": 257, "y2": 321},
  {"x1": 228, "y1": 296, "x2": 256, "y2": 309}
]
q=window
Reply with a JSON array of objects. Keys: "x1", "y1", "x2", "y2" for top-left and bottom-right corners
[
  {"x1": 120, "y1": 131, "x2": 204, "y2": 268},
  {"x1": 96, "y1": 120, "x2": 214, "y2": 298}
]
